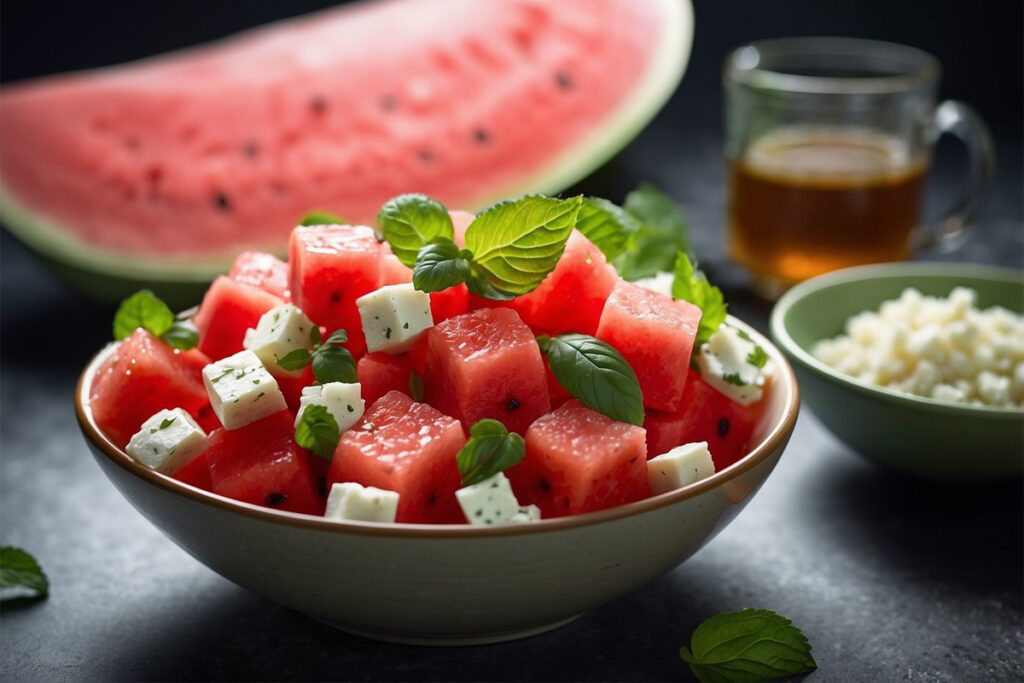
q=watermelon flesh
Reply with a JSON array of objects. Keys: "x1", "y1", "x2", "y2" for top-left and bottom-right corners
[
  {"x1": 229, "y1": 251, "x2": 290, "y2": 300},
  {"x1": 193, "y1": 275, "x2": 285, "y2": 360},
  {"x1": 357, "y1": 352, "x2": 416, "y2": 405}
]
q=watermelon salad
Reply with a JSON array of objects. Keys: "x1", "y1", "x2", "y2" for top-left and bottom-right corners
[{"x1": 89, "y1": 191, "x2": 771, "y2": 525}]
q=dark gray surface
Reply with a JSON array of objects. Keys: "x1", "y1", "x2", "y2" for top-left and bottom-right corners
[{"x1": 2, "y1": 59, "x2": 1023, "y2": 683}]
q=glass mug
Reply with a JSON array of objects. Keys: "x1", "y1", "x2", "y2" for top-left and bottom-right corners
[{"x1": 724, "y1": 37, "x2": 994, "y2": 296}]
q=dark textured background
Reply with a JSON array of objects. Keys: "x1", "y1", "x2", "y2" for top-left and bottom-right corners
[{"x1": 2, "y1": 1, "x2": 1022, "y2": 681}]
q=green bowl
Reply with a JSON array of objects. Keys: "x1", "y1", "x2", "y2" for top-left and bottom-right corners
[{"x1": 770, "y1": 262, "x2": 1024, "y2": 482}]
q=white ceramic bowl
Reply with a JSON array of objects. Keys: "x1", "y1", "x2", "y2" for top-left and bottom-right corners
[{"x1": 76, "y1": 316, "x2": 799, "y2": 645}]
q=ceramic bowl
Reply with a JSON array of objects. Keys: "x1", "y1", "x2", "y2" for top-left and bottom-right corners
[
  {"x1": 76, "y1": 316, "x2": 798, "y2": 645},
  {"x1": 771, "y1": 262, "x2": 1023, "y2": 482}
]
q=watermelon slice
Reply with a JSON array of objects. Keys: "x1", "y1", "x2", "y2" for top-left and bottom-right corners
[
  {"x1": 329, "y1": 391, "x2": 465, "y2": 524},
  {"x1": 0, "y1": 0, "x2": 692, "y2": 305}
]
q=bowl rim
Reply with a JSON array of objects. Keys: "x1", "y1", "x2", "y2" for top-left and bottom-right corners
[
  {"x1": 76, "y1": 315, "x2": 800, "y2": 538},
  {"x1": 770, "y1": 261, "x2": 1024, "y2": 418}
]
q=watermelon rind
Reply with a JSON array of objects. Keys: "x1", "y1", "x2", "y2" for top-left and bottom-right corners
[{"x1": 0, "y1": 0, "x2": 693, "y2": 306}]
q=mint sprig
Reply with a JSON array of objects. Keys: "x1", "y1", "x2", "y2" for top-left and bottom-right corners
[
  {"x1": 377, "y1": 194, "x2": 455, "y2": 267},
  {"x1": 412, "y1": 241, "x2": 471, "y2": 293},
  {"x1": 278, "y1": 328, "x2": 356, "y2": 384},
  {"x1": 614, "y1": 183, "x2": 693, "y2": 281},
  {"x1": 0, "y1": 546, "x2": 49, "y2": 603},
  {"x1": 299, "y1": 210, "x2": 346, "y2": 226},
  {"x1": 575, "y1": 197, "x2": 640, "y2": 261},
  {"x1": 294, "y1": 404, "x2": 340, "y2": 461},
  {"x1": 113, "y1": 290, "x2": 199, "y2": 351},
  {"x1": 163, "y1": 320, "x2": 199, "y2": 350},
  {"x1": 537, "y1": 334, "x2": 644, "y2": 426},
  {"x1": 680, "y1": 609, "x2": 816, "y2": 682},
  {"x1": 456, "y1": 419, "x2": 526, "y2": 486},
  {"x1": 672, "y1": 253, "x2": 727, "y2": 347}
]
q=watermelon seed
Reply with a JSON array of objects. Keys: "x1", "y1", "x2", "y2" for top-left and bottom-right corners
[
  {"x1": 265, "y1": 492, "x2": 288, "y2": 506},
  {"x1": 417, "y1": 149, "x2": 435, "y2": 164},
  {"x1": 473, "y1": 128, "x2": 490, "y2": 145},
  {"x1": 213, "y1": 192, "x2": 231, "y2": 211},
  {"x1": 316, "y1": 478, "x2": 327, "y2": 498},
  {"x1": 539, "y1": 478, "x2": 550, "y2": 492},
  {"x1": 507, "y1": 398, "x2": 520, "y2": 411},
  {"x1": 309, "y1": 95, "x2": 328, "y2": 114},
  {"x1": 379, "y1": 95, "x2": 397, "y2": 111},
  {"x1": 243, "y1": 141, "x2": 260, "y2": 158},
  {"x1": 427, "y1": 492, "x2": 437, "y2": 505},
  {"x1": 718, "y1": 418, "x2": 731, "y2": 437},
  {"x1": 555, "y1": 70, "x2": 574, "y2": 90},
  {"x1": 330, "y1": 292, "x2": 342, "y2": 303}
]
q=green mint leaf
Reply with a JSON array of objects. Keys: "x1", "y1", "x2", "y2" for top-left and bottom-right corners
[
  {"x1": 672, "y1": 252, "x2": 727, "y2": 347},
  {"x1": 294, "y1": 405, "x2": 340, "y2": 461},
  {"x1": 456, "y1": 419, "x2": 526, "y2": 486},
  {"x1": 323, "y1": 328, "x2": 348, "y2": 347},
  {"x1": 113, "y1": 290, "x2": 175, "y2": 341},
  {"x1": 277, "y1": 348, "x2": 312, "y2": 372},
  {"x1": 722, "y1": 373, "x2": 748, "y2": 387},
  {"x1": 464, "y1": 195, "x2": 582, "y2": 297},
  {"x1": 299, "y1": 210, "x2": 346, "y2": 226},
  {"x1": 614, "y1": 183, "x2": 692, "y2": 280},
  {"x1": 464, "y1": 267, "x2": 519, "y2": 301},
  {"x1": 747, "y1": 344, "x2": 768, "y2": 369},
  {"x1": 679, "y1": 609, "x2": 816, "y2": 682},
  {"x1": 311, "y1": 345, "x2": 357, "y2": 384},
  {"x1": 310, "y1": 325, "x2": 322, "y2": 347},
  {"x1": 575, "y1": 197, "x2": 640, "y2": 261},
  {"x1": 409, "y1": 369, "x2": 425, "y2": 402},
  {"x1": 378, "y1": 194, "x2": 455, "y2": 267},
  {"x1": 538, "y1": 333, "x2": 644, "y2": 426},
  {"x1": 162, "y1": 320, "x2": 199, "y2": 350},
  {"x1": 412, "y1": 240, "x2": 471, "y2": 293},
  {"x1": 0, "y1": 547, "x2": 49, "y2": 603},
  {"x1": 158, "y1": 417, "x2": 177, "y2": 430}
]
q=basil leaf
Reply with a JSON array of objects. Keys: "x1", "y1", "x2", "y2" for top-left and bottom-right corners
[
  {"x1": 310, "y1": 325, "x2": 322, "y2": 347},
  {"x1": 322, "y1": 328, "x2": 348, "y2": 347},
  {"x1": 537, "y1": 333, "x2": 644, "y2": 426},
  {"x1": 412, "y1": 240, "x2": 471, "y2": 293},
  {"x1": 0, "y1": 547, "x2": 48, "y2": 603},
  {"x1": 311, "y1": 345, "x2": 357, "y2": 384},
  {"x1": 277, "y1": 348, "x2": 312, "y2": 372},
  {"x1": 575, "y1": 197, "x2": 640, "y2": 261},
  {"x1": 162, "y1": 320, "x2": 199, "y2": 350},
  {"x1": 465, "y1": 267, "x2": 518, "y2": 301},
  {"x1": 113, "y1": 290, "x2": 175, "y2": 340},
  {"x1": 680, "y1": 609, "x2": 816, "y2": 682},
  {"x1": 294, "y1": 405, "x2": 340, "y2": 461},
  {"x1": 672, "y1": 253, "x2": 727, "y2": 347},
  {"x1": 464, "y1": 195, "x2": 582, "y2": 297},
  {"x1": 299, "y1": 210, "x2": 346, "y2": 226},
  {"x1": 456, "y1": 419, "x2": 526, "y2": 486},
  {"x1": 378, "y1": 194, "x2": 455, "y2": 267},
  {"x1": 614, "y1": 183, "x2": 692, "y2": 281}
]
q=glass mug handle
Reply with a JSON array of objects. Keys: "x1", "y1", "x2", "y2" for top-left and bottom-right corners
[{"x1": 916, "y1": 100, "x2": 995, "y2": 252}]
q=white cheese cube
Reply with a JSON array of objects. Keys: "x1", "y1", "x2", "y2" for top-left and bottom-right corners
[
  {"x1": 202, "y1": 350, "x2": 287, "y2": 430},
  {"x1": 695, "y1": 324, "x2": 766, "y2": 405},
  {"x1": 456, "y1": 472, "x2": 522, "y2": 526},
  {"x1": 126, "y1": 408, "x2": 208, "y2": 475},
  {"x1": 243, "y1": 304, "x2": 317, "y2": 377},
  {"x1": 647, "y1": 441, "x2": 716, "y2": 495},
  {"x1": 509, "y1": 504, "x2": 542, "y2": 524},
  {"x1": 633, "y1": 271, "x2": 675, "y2": 297},
  {"x1": 294, "y1": 382, "x2": 365, "y2": 433},
  {"x1": 356, "y1": 283, "x2": 433, "y2": 354},
  {"x1": 324, "y1": 482, "x2": 399, "y2": 523}
]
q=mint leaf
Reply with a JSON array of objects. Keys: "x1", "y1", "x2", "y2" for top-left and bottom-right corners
[
  {"x1": 163, "y1": 320, "x2": 199, "y2": 350},
  {"x1": 0, "y1": 547, "x2": 48, "y2": 603},
  {"x1": 299, "y1": 210, "x2": 346, "y2": 226},
  {"x1": 537, "y1": 334, "x2": 644, "y2": 426},
  {"x1": 158, "y1": 417, "x2": 177, "y2": 430},
  {"x1": 378, "y1": 194, "x2": 455, "y2": 267},
  {"x1": 747, "y1": 344, "x2": 768, "y2": 369},
  {"x1": 294, "y1": 405, "x2": 340, "y2": 461},
  {"x1": 312, "y1": 345, "x2": 357, "y2": 384},
  {"x1": 575, "y1": 197, "x2": 639, "y2": 261},
  {"x1": 722, "y1": 373, "x2": 748, "y2": 387},
  {"x1": 672, "y1": 253, "x2": 727, "y2": 347},
  {"x1": 464, "y1": 195, "x2": 582, "y2": 297},
  {"x1": 322, "y1": 328, "x2": 348, "y2": 347},
  {"x1": 679, "y1": 609, "x2": 816, "y2": 682},
  {"x1": 113, "y1": 290, "x2": 175, "y2": 340},
  {"x1": 277, "y1": 348, "x2": 312, "y2": 372},
  {"x1": 412, "y1": 240, "x2": 471, "y2": 293},
  {"x1": 614, "y1": 183, "x2": 692, "y2": 281},
  {"x1": 456, "y1": 419, "x2": 526, "y2": 486}
]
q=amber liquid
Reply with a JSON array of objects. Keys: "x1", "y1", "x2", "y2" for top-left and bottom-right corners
[{"x1": 728, "y1": 126, "x2": 927, "y2": 288}]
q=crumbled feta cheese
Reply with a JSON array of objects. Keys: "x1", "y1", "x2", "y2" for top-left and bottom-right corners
[
  {"x1": 324, "y1": 482, "x2": 399, "y2": 523},
  {"x1": 126, "y1": 408, "x2": 208, "y2": 475},
  {"x1": 356, "y1": 283, "x2": 434, "y2": 354},
  {"x1": 455, "y1": 472, "x2": 523, "y2": 526},
  {"x1": 202, "y1": 350, "x2": 287, "y2": 429},
  {"x1": 647, "y1": 441, "x2": 716, "y2": 495},
  {"x1": 243, "y1": 304, "x2": 317, "y2": 377},
  {"x1": 294, "y1": 382, "x2": 365, "y2": 433},
  {"x1": 695, "y1": 324, "x2": 767, "y2": 405}
]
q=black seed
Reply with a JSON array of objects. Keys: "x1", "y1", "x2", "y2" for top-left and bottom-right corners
[
  {"x1": 316, "y1": 477, "x2": 327, "y2": 498},
  {"x1": 427, "y1": 492, "x2": 437, "y2": 505},
  {"x1": 213, "y1": 192, "x2": 231, "y2": 211},
  {"x1": 539, "y1": 478, "x2": 551, "y2": 492},
  {"x1": 473, "y1": 128, "x2": 490, "y2": 145},
  {"x1": 243, "y1": 141, "x2": 260, "y2": 158},
  {"x1": 507, "y1": 398, "x2": 520, "y2": 411},
  {"x1": 417, "y1": 149, "x2": 435, "y2": 163},
  {"x1": 718, "y1": 418, "x2": 731, "y2": 437},
  {"x1": 330, "y1": 292, "x2": 342, "y2": 303},
  {"x1": 265, "y1": 492, "x2": 288, "y2": 506},
  {"x1": 309, "y1": 95, "x2": 327, "y2": 114},
  {"x1": 629, "y1": 456, "x2": 637, "y2": 464},
  {"x1": 555, "y1": 70, "x2": 574, "y2": 90},
  {"x1": 379, "y1": 95, "x2": 397, "y2": 111}
]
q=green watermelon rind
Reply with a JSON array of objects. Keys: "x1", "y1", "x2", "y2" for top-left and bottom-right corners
[{"x1": 0, "y1": 0, "x2": 693, "y2": 306}]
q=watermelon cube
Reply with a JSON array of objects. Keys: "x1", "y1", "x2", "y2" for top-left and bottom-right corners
[
  {"x1": 329, "y1": 391, "x2": 465, "y2": 524},
  {"x1": 357, "y1": 351, "x2": 416, "y2": 405},
  {"x1": 90, "y1": 329, "x2": 212, "y2": 448},
  {"x1": 596, "y1": 280, "x2": 702, "y2": 412},
  {"x1": 229, "y1": 251, "x2": 291, "y2": 300},
  {"x1": 288, "y1": 224, "x2": 382, "y2": 355},
  {"x1": 204, "y1": 410, "x2": 321, "y2": 515},
  {"x1": 507, "y1": 400, "x2": 649, "y2": 518},
  {"x1": 173, "y1": 451, "x2": 212, "y2": 491},
  {"x1": 423, "y1": 308, "x2": 550, "y2": 435},
  {"x1": 193, "y1": 275, "x2": 285, "y2": 361}
]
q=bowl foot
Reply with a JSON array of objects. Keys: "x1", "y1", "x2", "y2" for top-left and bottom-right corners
[{"x1": 312, "y1": 613, "x2": 584, "y2": 646}]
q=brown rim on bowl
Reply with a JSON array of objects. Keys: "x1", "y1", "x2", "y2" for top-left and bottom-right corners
[{"x1": 76, "y1": 316, "x2": 799, "y2": 538}]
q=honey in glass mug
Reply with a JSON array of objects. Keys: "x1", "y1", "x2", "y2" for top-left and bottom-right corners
[{"x1": 727, "y1": 125, "x2": 928, "y2": 286}]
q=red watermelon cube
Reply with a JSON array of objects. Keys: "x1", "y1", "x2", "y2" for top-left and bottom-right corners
[
  {"x1": 596, "y1": 280, "x2": 702, "y2": 412},
  {"x1": 193, "y1": 275, "x2": 285, "y2": 361},
  {"x1": 288, "y1": 224, "x2": 381, "y2": 355},
  {"x1": 507, "y1": 400, "x2": 649, "y2": 518},
  {"x1": 229, "y1": 251, "x2": 290, "y2": 300},
  {"x1": 423, "y1": 308, "x2": 550, "y2": 435},
  {"x1": 173, "y1": 451, "x2": 212, "y2": 491},
  {"x1": 90, "y1": 329, "x2": 211, "y2": 448},
  {"x1": 357, "y1": 351, "x2": 416, "y2": 404},
  {"x1": 205, "y1": 410, "x2": 321, "y2": 515},
  {"x1": 329, "y1": 391, "x2": 465, "y2": 524}
]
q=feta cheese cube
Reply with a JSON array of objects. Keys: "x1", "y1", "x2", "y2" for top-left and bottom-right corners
[
  {"x1": 356, "y1": 283, "x2": 434, "y2": 354},
  {"x1": 202, "y1": 350, "x2": 287, "y2": 430},
  {"x1": 294, "y1": 382, "x2": 365, "y2": 433},
  {"x1": 455, "y1": 472, "x2": 522, "y2": 526},
  {"x1": 126, "y1": 408, "x2": 208, "y2": 475},
  {"x1": 509, "y1": 504, "x2": 542, "y2": 524},
  {"x1": 695, "y1": 324, "x2": 767, "y2": 405},
  {"x1": 647, "y1": 441, "x2": 715, "y2": 495},
  {"x1": 633, "y1": 271, "x2": 675, "y2": 297},
  {"x1": 324, "y1": 482, "x2": 399, "y2": 523},
  {"x1": 243, "y1": 304, "x2": 317, "y2": 377}
]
